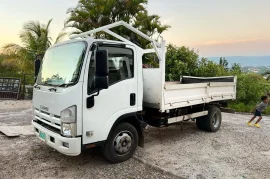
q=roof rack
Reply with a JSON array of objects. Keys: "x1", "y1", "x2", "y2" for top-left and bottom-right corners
[{"x1": 69, "y1": 21, "x2": 164, "y2": 61}]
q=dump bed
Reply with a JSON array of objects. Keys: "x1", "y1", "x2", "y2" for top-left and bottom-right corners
[{"x1": 143, "y1": 68, "x2": 237, "y2": 112}]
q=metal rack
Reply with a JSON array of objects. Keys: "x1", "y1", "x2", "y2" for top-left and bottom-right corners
[{"x1": 70, "y1": 21, "x2": 165, "y2": 61}]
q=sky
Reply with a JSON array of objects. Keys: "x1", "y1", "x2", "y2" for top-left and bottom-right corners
[{"x1": 0, "y1": 0, "x2": 270, "y2": 57}]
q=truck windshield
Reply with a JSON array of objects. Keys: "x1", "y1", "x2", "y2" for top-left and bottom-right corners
[{"x1": 36, "y1": 42, "x2": 87, "y2": 86}]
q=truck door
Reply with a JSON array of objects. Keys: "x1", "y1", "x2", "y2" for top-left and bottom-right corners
[{"x1": 82, "y1": 44, "x2": 138, "y2": 145}]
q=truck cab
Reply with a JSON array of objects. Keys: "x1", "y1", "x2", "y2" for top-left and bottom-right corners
[
  {"x1": 32, "y1": 36, "x2": 144, "y2": 161},
  {"x1": 32, "y1": 21, "x2": 237, "y2": 163}
]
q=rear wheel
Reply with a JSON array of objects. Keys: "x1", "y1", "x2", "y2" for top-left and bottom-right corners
[
  {"x1": 196, "y1": 106, "x2": 222, "y2": 132},
  {"x1": 102, "y1": 122, "x2": 138, "y2": 163}
]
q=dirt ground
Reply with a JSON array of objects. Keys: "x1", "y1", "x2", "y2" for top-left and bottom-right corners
[
  {"x1": 0, "y1": 100, "x2": 32, "y2": 112},
  {"x1": 1, "y1": 100, "x2": 270, "y2": 179},
  {"x1": 0, "y1": 101, "x2": 179, "y2": 179},
  {"x1": 140, "y1": 115, "x2": 270, "y2": 179}
]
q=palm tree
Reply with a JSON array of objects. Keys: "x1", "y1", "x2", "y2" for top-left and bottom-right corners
[
  {"x1": 133, "y1": 12, "x2": 170, "y2": 47},
  {"x1": 2, "y1": 19, "x2": 66, "y2": 73},
  {"x1": 65, "y1": 0, "x2": 170, "y2": 66},
  {"x1": 65, "y1": 0, "x2": 148, "y2": 35},
  {"x1": 65, "y1": 0, "x2": 170, "y2": 47}
]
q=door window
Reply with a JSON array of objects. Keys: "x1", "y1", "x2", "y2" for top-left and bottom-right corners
[{"x1": 88, "y1": 45, "x2": 134, "y2": 94}]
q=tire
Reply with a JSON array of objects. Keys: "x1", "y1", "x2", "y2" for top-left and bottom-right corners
[
  {"x1": 196, "y1": 106, "x2": 222, "y2": 132},
  {"x1": 102, "y1": 122, "x2": 138, "y2": 163}
]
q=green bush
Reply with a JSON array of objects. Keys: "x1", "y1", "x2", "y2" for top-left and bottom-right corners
[
  {"x1": 165, "y1": 44, "x2": 199, "y2": 81},
  {"x1": 229, "y1": 103, "x2": 270, "y2": 115},
  {"x1": 234, "y1": 73, "x2": 270, "y2": 105},
  {"x1": 164, "y1": 44, "x2": 270, "y2": 113},
  {"x1": 228, "y1": 73, "x2": 270, "y2": 114},
  {"x1": 194, "y1": 58, "x2": 228, "y2": 77},
  {"x1": 264, "y1": 107, "x2": 270, "y2": 114},
  {"x1": 229, "y1": 103, "x2": 250, "y2": 113}
]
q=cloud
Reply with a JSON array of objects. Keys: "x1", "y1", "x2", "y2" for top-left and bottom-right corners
[
  {"x1": 193, "y1": 39, "x2": 270, "y2": 57},
  {"x1": 199, "y1": 38, "x2": 260, "y2": 46}
]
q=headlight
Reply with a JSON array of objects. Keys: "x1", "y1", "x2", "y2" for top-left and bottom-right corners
[
  {"x1": 61, "y1": 123, "x2": 76, "y2": 137},
  {"x1": 60, "y1": 105, "x2": 76, "y2": 123},
  {"x1": 60, "y1": 106, "x2": 77, "y2": 137}
]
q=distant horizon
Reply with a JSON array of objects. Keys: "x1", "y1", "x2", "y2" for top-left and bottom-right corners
[
  {"x1": 207, "y1": 56, "x2": 270, "y2": 67},
  {"x1": 206, "y1": 55, "x2": 270, "y2": 58}
]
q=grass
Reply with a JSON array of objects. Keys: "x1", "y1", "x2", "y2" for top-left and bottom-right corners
[{"x1": 229, "y1": 102, "x2": 270, "y2": 115}]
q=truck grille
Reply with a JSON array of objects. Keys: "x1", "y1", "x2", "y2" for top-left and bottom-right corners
[{"x1": 34, "y1": 108, "x2": 61, "y2": 134}]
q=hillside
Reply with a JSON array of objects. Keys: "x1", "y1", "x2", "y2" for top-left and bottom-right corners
[
  {"x1": 207, "y1": 56, "x2": 270, "y2": 67},
  {"x1": 207, "y1": 56, "x2": 270, "y2": 74}
]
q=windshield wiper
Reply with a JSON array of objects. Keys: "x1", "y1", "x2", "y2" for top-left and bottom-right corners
[
  {"x1": 33, "y1": 84, "x2": 41, "y2": 89},
  {"x1": 57, "y1": 82, "x2": 75, "y2": 88},
  {"x1": 48, "y1": 82, "x2": 75, "y2": 92},
  {"x1": 48, "y1": 87, "x2": 57, "y2": 92}
]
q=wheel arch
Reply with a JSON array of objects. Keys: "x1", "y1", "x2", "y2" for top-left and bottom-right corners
[{"x1": 107, "y1": 112, "x2": 145, "y2": 148}]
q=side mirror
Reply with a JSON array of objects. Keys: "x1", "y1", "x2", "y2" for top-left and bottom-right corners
[
  {"x1": 95, "y1": 50, "x2": 109, "y2": 89},
  {"x1": 34, "y1": 55, "x2": 43, "y2": 81},
  {"x1": 34, "y1": 59, "x2": 41, "y2": 78}
]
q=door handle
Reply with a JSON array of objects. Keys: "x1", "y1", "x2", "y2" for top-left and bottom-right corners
[{"x1": 130, "y1": 93, "x2": 136, "y2": 106}]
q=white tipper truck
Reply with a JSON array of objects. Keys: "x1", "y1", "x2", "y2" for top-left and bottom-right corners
[{"x1": 32, "y1": 21, "x2": 237, "y2": 163}]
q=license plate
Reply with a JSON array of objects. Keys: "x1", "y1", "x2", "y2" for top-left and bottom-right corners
[{"x1": 39, "y1": 131, "x2": 46, "y2": 140}]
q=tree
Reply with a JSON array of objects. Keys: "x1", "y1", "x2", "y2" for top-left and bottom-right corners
[
  {"x1": 165, "y1": 44, "x2": 232, "y2": 81},
  {"x1": 0, "y1": 54, "x2": 19, "y2": 76},
  {"x1": 230, "y1": 63, "x2": 242, "y2": 75},
  {"x1": 65, "y1": 0, "x2": 170, "y2": 49},
  {"x1": 165, "y1": 44, "x2": 199, "y2": 81},
  {"x1": 195, "y1": 58, "x2": 227, "y2": 77},
  {"x1": 219, "y1": 57, "x2": 228, "y2": 71},
  {"x1": 2, "y1": 19, "x2": 66, "y2": 73},
  {"x1": 65, "y1": 0, "x2": 146, "y2": 33},
  {"x1": 234, "y1": 73, "x2": 270, "y2": 105}
]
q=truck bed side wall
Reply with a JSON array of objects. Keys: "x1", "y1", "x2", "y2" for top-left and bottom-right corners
[
  {"x1": 142, "y1": 40, "x2": 166, "y2": 111},
  {"x1": 163, "y1": 77, "x2": 237, "y2": 110},
  {"x1": 142, "y1": 68, "x2": 162, "y2": 109}
]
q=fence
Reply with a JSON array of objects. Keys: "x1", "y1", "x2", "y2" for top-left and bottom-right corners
[
  {"x1": 0, "y1": 78, "x2": 21, "y2": 100},
  {"x1": 0, "y1": 73, "x2": 34, "y2": 100}
]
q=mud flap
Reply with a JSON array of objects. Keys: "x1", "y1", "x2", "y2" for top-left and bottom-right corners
[
  {"x1": 138, "y1": 134, "x2": 144, "y2": 148},
  {"x1": 138, "y1": 120, "x2": 147, "y2": 148}
]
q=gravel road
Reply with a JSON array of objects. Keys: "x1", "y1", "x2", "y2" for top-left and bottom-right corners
[
  {"x1": 0, "y1": 100, "x2": 32, "y2": 113},
  {"x1": 140, "y1": 114, "x2": 270, "y2": 179},
  {"x1": 0, "y1": 100, "x2": 179, "y2": 179},
  {"x1": 1, "y1": 100, "x2": 270, "y2": 179}
]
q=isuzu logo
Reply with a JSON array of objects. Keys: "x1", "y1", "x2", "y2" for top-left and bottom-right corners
[{"x1": 40, "y1": 105, "x2": 49, "y2": 111}]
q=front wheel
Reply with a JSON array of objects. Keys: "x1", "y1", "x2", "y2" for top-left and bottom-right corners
[{"x1": 102, "y1": 122, "x2": 138, "y2": 163}]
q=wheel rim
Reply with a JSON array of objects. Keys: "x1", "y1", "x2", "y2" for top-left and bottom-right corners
[
  {"x1": 212, "y1": 112, "x2": 221, "y2": 129},
  {"x1": 113, "y1": 131, "x2": 133, "y2": 156}
]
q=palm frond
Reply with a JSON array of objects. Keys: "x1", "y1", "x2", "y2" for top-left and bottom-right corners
[
  {"x1": 23, "y1": 20, "x2": 42, "y2": 37},
  {"x1": 2, "y1": 44, "x2": 25, "y2": 55},
  {"x1": 55, "y1": 32, "x2": 68, "y2": 44},
  {"x1": 46, "y1": 19, "x2": 53, "y2": 32}
]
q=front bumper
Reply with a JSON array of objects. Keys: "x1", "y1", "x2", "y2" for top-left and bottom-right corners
[{"x1": 32, "y1": 120, "x2": 81, "y2": 156}]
